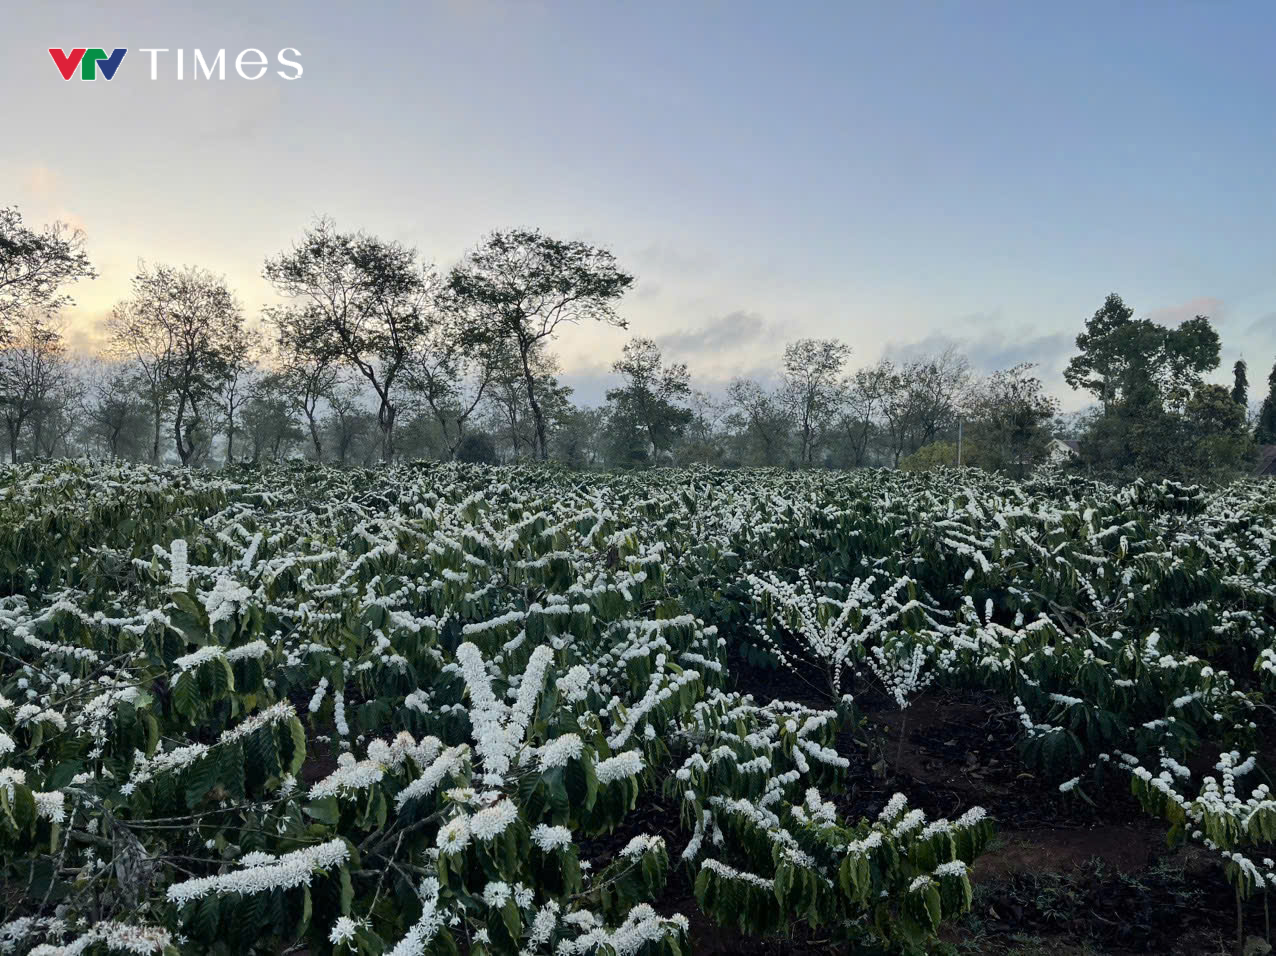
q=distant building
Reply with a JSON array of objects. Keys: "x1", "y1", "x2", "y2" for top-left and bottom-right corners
[
  {"x1": 1255, "y1": 445, "x2": 1276, "y2": 477},
  {"x1": 1048, "y1": 438, "x2": 1081, "y2": 462}
]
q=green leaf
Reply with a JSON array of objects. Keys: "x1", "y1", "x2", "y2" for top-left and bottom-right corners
[{"x1": 305, "y1": 796, "x2": 340, "y2": 825}]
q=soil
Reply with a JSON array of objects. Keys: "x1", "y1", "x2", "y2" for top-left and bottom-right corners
[
  {"x1": 571, "y1": 645, "x2": 1273, "y2": 955},
  {"x1": 301, "y1": 642, "x2": 1270, "y2": 953}
]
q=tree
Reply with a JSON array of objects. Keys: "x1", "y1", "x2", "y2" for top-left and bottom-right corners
[
  {"x1": 404, "y1": 310, "x2": 505, "y2": 461},
  {"x1": 551, "y1": 406, "x2": 607, "y2": 468},
  {"x1": 81, "y1": 362, "x2": 148, "y2": 458},
  {"x1": 841, "y1": 363, "x2": 892, "y2": 468},
  {"x1": 1067, "y1": 294, "x2": 1224, "y2": 475},
  {"x1": 0, "y1": 207, "x2": 96, "y2": 342},
  {"x1": 1065, "y1": 293, "x2": 1220, "y2": 414},
  {"x1": 678, "y1": 391, "x2": 728, "y2": 465},
  {"x1": 268, "y1": 307, "x2": 340, "y2": 461},
  {"x1": 106, "y1": 298, "x2": 172, "y2": 463},
  {"x1": 1232, "y1": 359, "x2": 1249, "y2": 407},
  {"x1": 605, "y1": 337, "x2": 693, "y2": 464},
  {"x1": 899, "y1": 440, "x2": 977, "y2": 472},
  {"x1": 447, "y1": 229, "x2": 633, "y2": 460},
  {"x1": 725, "y1": 378, "x2": 792, "y2": 466},
  {"x1": 904, "y1": 349, "x2": 971, "y2": 450},
  {"x1": 482, "y1": 340, "x2": 571, "y2": 461},
  {"x1": 0, "y1": 310, "x2": 69, "y2": 461},
  {"x1": 779, "y1": 338, "x2": 851, "y2": 466},
  {"x1": 874, "y1": 355, "x2": 969, "y2": 468},
  {"x1": 964, "y1": 363, "x2": 1059, "y2": 475},
  {"x1": 1064, "y1": 293, "x2": 1137, "y2": 412},
  {"x1": 1255, "y1": 360, "x2": 1276, "y2": 445},
  {"x1": 323, "y1": 384, "x2": 376, "y2": 466},
  {"x1": 264, "y1": 218, "x2": 438, "y2": 461},
  {"x1": 455, "y1": 430, "x2": 499, "y2": 464},
  {"x1": 1184, "y1": 384, "x2": 1252, "y2": 476},
  {"x1": 29, "y1": 359, "x2": 84, "y2": 458},
  {"x1": 116, "y1": 263, "x2": 246, "y2": 466},
  {"x1": 215, "y1": 324, "x2": 261, "y2": 465},
  {"x1": 241, "y1": 374, "x2": 304, "y2": 462},
  {"x1": 878, "y1": 362, "x2": 919, "y2": 468}
]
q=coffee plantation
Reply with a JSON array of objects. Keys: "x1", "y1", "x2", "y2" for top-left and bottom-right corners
[{"x1": 2, "y1": 460, "x2": 1274, "y2": 954}]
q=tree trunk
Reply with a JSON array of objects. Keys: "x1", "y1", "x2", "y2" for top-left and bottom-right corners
[
  {"x1": 174, "y1": 393, "x2": 195, "y2": 466},
  {"x1": 307, "y1": 409, "x2": 322, "y2": 462},
  {"x1": 378, "y1": 400, "x2": 396, "y2": 462},
  {"x1": 151, "y1": 402, "x2": 162, "y2": 463},
  {"x1": 518, "y1": 344, "x2": 548, "y2": 460}
]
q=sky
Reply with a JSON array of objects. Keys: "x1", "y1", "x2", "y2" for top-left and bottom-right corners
[{"x1": 4, "y1": 0, "x2": 1276, "y2": 410}]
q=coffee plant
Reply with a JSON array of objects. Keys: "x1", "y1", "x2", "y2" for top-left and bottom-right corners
[{"x1": 1, "y1": 460, "x2": 1274, "y2": 954}]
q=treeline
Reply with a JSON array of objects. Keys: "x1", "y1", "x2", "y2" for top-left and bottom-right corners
[{"x1": 0, "y1": 206, "x2": 1268, "y2": 477}]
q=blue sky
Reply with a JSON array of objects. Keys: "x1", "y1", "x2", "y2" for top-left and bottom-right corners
[{"x1": 4, "y1": 0, "x2": 1275, "y2": 408}]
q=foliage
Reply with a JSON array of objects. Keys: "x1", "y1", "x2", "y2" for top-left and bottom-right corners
[
  {"x1": 1065, "y1": 292, "x2": 1220, "y2": 414},
  {"x1": 446, "y1": 230, "x2": 633, "y2": 461},
  {"x1": 898, "y1": 440, "x2": 976, "y2": 472},
  {"x1": 963, "y1": 363, "x2": 1058, "y2": 476},
  {"x1": 605, "y1": 338, "x2": 693, "y2": 466},
  {"x1": 0, "y1": 462, "x2": 998, "y2": 954},
  {"x1": 1256, "y1": 360, "x2": 1276, "y2": 446},
  {"x1": 0, "y1": 207, "x2": 96, "y2": 342},
  {"x1": 778, "y1": 338, "x2": 852, "y2": 466},
  {"x1": 263, "y1": 218, "x2": 439, "y2": 461}
]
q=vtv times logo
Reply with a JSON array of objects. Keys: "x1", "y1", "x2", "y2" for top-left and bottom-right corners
[
  {"x1": 49, "y1": 48, "x2": 126, "y2": 80},
  {"x1": 48, "y1": 48, "x2": 303, "y2": 81}
]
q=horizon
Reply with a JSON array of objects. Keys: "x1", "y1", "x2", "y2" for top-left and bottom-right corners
[{"x1": 5, "y1": 1, "x2": 1276, "y2": 411}]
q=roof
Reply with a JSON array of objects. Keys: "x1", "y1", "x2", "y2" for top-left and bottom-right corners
[{"x1": 1255, "y1": 445, "x2": 1276, "y2": 477}]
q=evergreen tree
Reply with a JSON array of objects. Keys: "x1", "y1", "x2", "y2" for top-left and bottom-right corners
[
  {"x1": 1232, "y1": 359, "x2": 1248, "y2": 406},
  {"x1": 1256, "y1": 360, "x2": 1276, "y2": 445}
]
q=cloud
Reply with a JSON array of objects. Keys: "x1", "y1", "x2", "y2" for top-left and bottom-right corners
[
  {"x1": 954, "y1": 309, "x2": 1005, "y2": 327},
  {"x1": 557, "y1": 365, "x2": 616, "y2": 408},
  {"x1": 883, "y1": 328, "x2": 1074, "y2": 377},
  {"x1": 631, "y1": 242, "x2": 715, "y2": 278},
  {"x1": 655, "y1": 310, "x2": 773, "y2": 357},
  {"x1": 1147, "y1": 296, "x2": 1225, "y2": 326},
  {"x1": 634, "y1": 281, "x2": 662, "y2": 301},
  {"x1": 1245, "y1": 311, "x2": 1276, "y2": 338}
]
